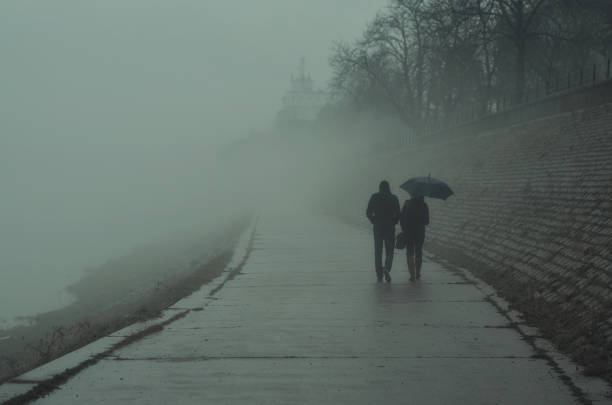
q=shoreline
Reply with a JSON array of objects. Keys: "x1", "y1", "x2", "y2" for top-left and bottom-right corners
[
  {"x1": 0, "y1": 217, "x2": 249, "y2": 384},
  {"x1": 0, "y1": 290, "x2": 76, "y2": 333}
]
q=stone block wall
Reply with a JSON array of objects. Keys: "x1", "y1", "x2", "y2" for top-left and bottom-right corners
[
  {"x1": 330, "y1": 103, "x2": 612, "y2": 378},
  {"x1": 426, "y1": 105, "x2": 612, "y2": 375}
]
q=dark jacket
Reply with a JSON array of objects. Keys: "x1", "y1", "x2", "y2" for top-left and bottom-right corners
[
  {"x1": 366, "y1": 183, "x2": 401, "y2": 227},
  {"x1": 400, "y1": 198, "x2": 429, "y2": 233}
]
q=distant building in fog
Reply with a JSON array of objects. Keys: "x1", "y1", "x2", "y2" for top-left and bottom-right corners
[{"x1": 276, "y1": 58, "x2": 327, "y2": 127}]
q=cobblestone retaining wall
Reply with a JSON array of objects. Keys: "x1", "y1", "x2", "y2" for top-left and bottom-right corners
[{"x1": 334, "y1": 103, "x2": 612, "y2": 378}]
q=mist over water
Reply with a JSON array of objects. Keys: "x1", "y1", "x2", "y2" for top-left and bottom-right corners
[
  {"x1": 0, "y1": 135, "x2": 224, "y2": 326},
  {"x1": 0, "y1": 1, "x2": 385, "y2": 328}
]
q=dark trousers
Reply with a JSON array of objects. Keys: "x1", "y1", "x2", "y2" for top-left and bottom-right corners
[
  {"x1": 405, "y1": 229, "x2": 425, "y2": 277},
  {"x1": 373, "y1": 224, "x2": 395, "y2": 274}
]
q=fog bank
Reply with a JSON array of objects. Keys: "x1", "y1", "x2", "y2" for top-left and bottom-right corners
[{"x1": 0, "y1": 0, "x2": 385, "y2": 326}]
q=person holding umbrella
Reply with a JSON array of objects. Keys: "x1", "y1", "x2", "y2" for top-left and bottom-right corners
[
  {"x1": 399, "y1": 175, "x2": 453, "y2": 281},
  {"x1": 366, "y1": 180, "x2": 401, "y2": 282}
]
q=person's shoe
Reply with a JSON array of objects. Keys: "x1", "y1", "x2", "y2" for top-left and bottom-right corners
[
  {"x1": 376, "y1": 272, "x2": 383, "y2": 282},
  {"x1": 384, "y1": 270, "x2": 391, "y2": 283},
  {"x1": 409, "y1": 276, "x2": 416, "y2": 282}
]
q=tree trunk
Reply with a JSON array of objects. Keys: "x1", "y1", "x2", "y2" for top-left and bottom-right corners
[{"x1": 515, "y1": 37, "x2": 526, "y2": 103}]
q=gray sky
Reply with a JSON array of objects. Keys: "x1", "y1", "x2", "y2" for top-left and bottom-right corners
[
  {"x1": 0, "y1": 0, "x2": 386, "y2": 319},
  {"x1": 0, "y1": 0, "x2": 385, "y2": 143}
]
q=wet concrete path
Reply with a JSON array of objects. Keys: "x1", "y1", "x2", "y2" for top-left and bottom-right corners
[{"x1": 7, "y1": 215, "x2": 606, "y2": 404}]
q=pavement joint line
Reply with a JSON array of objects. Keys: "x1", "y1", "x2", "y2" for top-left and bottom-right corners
[
  {"x1": 211, "y1": 296, "x2": 487, "y2": 304},
  {"x1": 428, "y1": 250, "x2": 597, "y2": 405},
  {"x1": 167, "y1": 326, "x2": 244, "y2": 330},
  {"x1": 106, "y1": 354, "x2": 537, "y2": 362},
  {"x1": 206, "y1": 301, "x2": 488, "y2": 305},
  {"x1": 163, "y1": 323, "x2": 511, "y2": 329},
  {"x1": 2, "y1": 381, "x2": 41, "y2": 385},
  {"x1": 227, "y1": 280, "x2": 471, "y2": 285},
  {"x1": 166, "y1": 307, "x2": 205, "y2": 311},
  {"x1": 2, "y1": 220, "x2": 258, "y2": 405}
]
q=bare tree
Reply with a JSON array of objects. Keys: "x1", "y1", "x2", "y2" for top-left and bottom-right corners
[
  {"x1": 327, "y1": 0, "x2": 611, "y2": 138},
  {"x1": 330, "y1": 1, "x2": 432, "y2": 130},
  {"x1": 330, "y1": 39, "x2": 412, "y2": 123}
]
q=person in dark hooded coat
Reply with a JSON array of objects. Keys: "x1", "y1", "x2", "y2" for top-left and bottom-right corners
[{"x1": 366, "y1": 180, "x2": 401, "y2": 282}]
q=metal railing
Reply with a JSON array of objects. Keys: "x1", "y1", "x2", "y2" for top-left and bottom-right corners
[{"x1": 420, "y1": 58, "x2": 612, "y2": 138}]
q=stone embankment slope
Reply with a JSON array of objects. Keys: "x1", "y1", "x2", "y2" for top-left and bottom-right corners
[{"x1": 336, "y1": 103, "x2": 612, "y2": 380}]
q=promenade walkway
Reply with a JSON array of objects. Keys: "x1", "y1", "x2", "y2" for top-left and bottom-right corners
[{"x1": 2, "y1": 214, "x2": 606, "y2": 404}]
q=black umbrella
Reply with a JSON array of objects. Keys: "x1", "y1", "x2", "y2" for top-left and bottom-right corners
[{"x1": 400, "y1": 175, "x2": 454, "y2": 200}]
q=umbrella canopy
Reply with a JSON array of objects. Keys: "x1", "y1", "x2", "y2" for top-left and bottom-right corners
[{"x1": 400, "y1": 176, "x2": 454, "y2": 200}]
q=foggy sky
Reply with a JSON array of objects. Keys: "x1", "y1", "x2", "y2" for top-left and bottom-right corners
[
  {"x1": 0, "y1": 1, "x2": 385, "y2": 322},
  {"x1": 0, "y1": 0, "x2": 384, "y2": 142}
]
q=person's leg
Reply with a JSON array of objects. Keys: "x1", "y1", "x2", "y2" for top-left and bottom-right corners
[
  {"x1": 415, "y1": 243, "x2": 423, "y2": 279},
  {"x1": 373, "y1": 227, "x2": 383, "y2": 280},
  {"x1": 406, "y1": 239, "x2": 416, "y2": 281},
  {"x1": 383, "y1": 227, "x2": 395, "y2": 272},
  {"x1": 415, "y1": 229, "x2": 425, "y2": 279}
]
